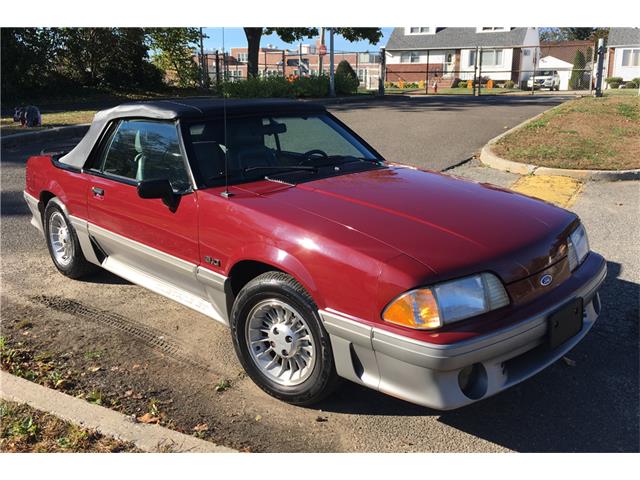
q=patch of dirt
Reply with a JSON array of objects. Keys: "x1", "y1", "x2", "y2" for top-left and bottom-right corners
[
  {"x1": 0, "y1": 400, "x2": 140, "y2": 453},
  {"x1": 493, "y1": 96, "x2": 640, "y2": 170},
  {"x1": 0, "y1": 294, "x2": 343, "y2": 452}
]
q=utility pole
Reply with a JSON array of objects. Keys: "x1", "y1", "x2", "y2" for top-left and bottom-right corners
[
  {"x1": 594, "y1": 37, "x2": 605, "y2": 97},
  {"x1": 199, "y1": 27, "x2": 206, "y2": 88},
  {"x1": 378, "y1": 47, "x2": 385, "y2": 96},
  {"x1": 319, "y1": 27, "x2": 325, "y2": 75},
  {"x1": 329, "y1": 28, "x2": 335, "y2": 97}
]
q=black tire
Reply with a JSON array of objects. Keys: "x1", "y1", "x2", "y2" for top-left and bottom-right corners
[
  {"x1": 230, "y1": 271, "x2": 339, "y2": 405},
  {"x1": 44, "y1": 200, "x2": 97, "y2": 279}
]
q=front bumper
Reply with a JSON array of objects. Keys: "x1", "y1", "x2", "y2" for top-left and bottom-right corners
[{"x1": 320, "y1": 252, "x2": 607, "y2": 410}]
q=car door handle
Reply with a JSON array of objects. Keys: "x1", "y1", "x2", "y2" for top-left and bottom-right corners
[{"x1": 92, "y1": 187, "x2": 104, "y2": 197}]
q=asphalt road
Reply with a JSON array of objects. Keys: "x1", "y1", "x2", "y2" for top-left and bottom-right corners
[
  {"x1": 1, "y1": 96, "x2": 638, "y2": 452},
  {"x1": 328, "y1": 95, "x2": 571, "y2": 170}
]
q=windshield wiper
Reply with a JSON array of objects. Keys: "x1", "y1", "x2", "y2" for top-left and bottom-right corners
[
  {"x1": 243, "y1": 165, "x2": 318, "y2": 174},
  {"x1": 324, "y1": 155, "x2": 382, "y2": 167}
]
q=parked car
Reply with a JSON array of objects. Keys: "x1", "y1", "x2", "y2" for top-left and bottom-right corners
[
  {"x1": 527, "y1": 70, "x2": 561, "y2": 90},
  {"x1": 23, "y1": 99, "x2": 606, "y2": 410}
]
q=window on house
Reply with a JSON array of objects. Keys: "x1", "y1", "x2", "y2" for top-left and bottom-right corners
[
  {"x1": 400, "y1": 51, "x2": 420, "y2": 63},
  {"x1": 237, "y1": 52, "x2": 248, "y2": 62},
  {"x1": 480, "y1": 49, "x2": 504, "y2": 66},
  {"x1": 480, "y1": 27, "x2": 508, "y2": 32},
  {"x1": 409, "y1": 27, "x2": 431, "y2": 34},
  {"x1": 622, "y1": 49, "x2": 640, "y2": 67}
]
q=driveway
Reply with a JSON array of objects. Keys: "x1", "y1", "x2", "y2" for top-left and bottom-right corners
[{"x1": 1, "y1": 96, "x2": 637, "y2": 452}]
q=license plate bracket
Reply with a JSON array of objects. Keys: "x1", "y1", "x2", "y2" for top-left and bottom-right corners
[{"x1": 548, "y1": 298, "x2": 584, "y2": 349}]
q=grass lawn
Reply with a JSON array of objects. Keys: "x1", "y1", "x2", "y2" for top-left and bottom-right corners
[
  {"x1": 1, "y1": 110, "x2": 97, "y2": 134},
  {"x1": 0, "y1": 400, "x2": 139, "y2": 452},
  {"x1": 493, "y1": 95, "x2": 640, "y2": 170}
]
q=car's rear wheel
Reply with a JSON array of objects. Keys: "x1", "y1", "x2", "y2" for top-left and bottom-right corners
[
  {"x1": 230, "y1": 271, "x2": 339, "y2": 405},
  {"x1": 44, "y1": 201, "x2": 96, "y2": 279}
]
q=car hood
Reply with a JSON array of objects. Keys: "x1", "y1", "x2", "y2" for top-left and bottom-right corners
[{"x1": 242, "y1": 166, "x2": 577, "y2": 284}]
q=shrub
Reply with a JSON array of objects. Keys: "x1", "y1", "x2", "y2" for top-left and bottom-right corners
[
  {"x1": 335, "y1": 72, "x2": 359, "y2": 95},
  {"x1": 504, "y1": 80, "x2": 515, "y2": 89},
  {"x1": 221, "y1": 76, "x2": 294, "y2": 98},
  {"x1": 458, "y1": 80, "x2": 470, "y2": 88},
  {"x1": 608, "y1": 82, "x2": 621, "y2": 90},
  {"x1": 293, "y1": 75, "x2": 329, "y2": 97},
  {"x1": 605, "y1": 76, "x2": 623, "y2": 84},
  {"x1": 335, "y1": 60, "x2": 359, "y2": 86},
  {"x1": 623, "y1": 79, "x2": 639, "y2": 89}
]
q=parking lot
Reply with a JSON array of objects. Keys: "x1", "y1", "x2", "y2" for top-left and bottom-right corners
[{"x1": 1, "y1": 96, "x2": 638, "y2": 452}]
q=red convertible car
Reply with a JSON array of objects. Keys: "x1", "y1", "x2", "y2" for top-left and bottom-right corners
[{"x1": 23, "y1": 99, "x2": 606, "y2": 410}]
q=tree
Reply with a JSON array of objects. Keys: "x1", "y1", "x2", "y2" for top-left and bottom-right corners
[
  {"x1": 242, "y1": 28, "x2": 383, "y2": 78},
  {"x1": 147, "y1": 28, "x2": 201, "y2": 87},
  {"x1": 539, "y1": 27, "x2": 609, "y2": 43},
  {"x1": 569, "y1": 50, "x2": 587, "y2": 90}
]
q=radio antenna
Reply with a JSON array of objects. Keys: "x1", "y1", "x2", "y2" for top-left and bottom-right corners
[{"x1": 221, "y1": 27, "x2": 232, "y2": 198}]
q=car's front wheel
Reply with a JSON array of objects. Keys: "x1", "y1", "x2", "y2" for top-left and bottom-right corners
[
  {"x1": 230, "y1": 271, "x2": 339, "y2": 405},
  {"x1": 44, "y1": 200, "x2": 96, "y2": 279}
]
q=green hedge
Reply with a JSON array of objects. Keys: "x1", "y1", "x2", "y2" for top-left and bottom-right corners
[{"x1": 219, "y1": 74, "x2": 357, "y2": 98}]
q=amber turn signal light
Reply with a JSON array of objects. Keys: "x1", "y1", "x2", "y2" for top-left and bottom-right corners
[{"x1": 382, "y1": 288, "x2": 442, "y2": 330}]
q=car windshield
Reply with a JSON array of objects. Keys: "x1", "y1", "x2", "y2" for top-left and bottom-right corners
[
  {"x1": 535, "y1": 70, "x2": 554, "y2": 76},
  {"x1": 182, "y1": 113, "x2": 383, "y2": 187}
]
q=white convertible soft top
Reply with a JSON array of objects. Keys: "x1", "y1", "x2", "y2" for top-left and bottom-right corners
[{"x1": 58, "y1": 98, "x2": 325, "y2": 169}]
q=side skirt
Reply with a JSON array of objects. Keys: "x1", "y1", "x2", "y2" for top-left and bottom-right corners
[{"x1": 68, "y1": 214, "x2": 230, "y2": 327}]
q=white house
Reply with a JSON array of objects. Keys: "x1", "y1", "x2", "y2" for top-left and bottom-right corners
[
  {"x1": 606, "y1": 28, "x2": 640, "y2": 83},
  {"x1": 384, "y1": 27, "x2": 539, "y2": 88}
]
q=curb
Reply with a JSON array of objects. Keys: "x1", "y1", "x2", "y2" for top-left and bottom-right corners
[
  {"x1": 479, "y1": 103, "x2": 640, "y2": 182},
  {"x1": 1, "y1": 124, "x2": 90, "y2": 149},
  {"x1": 0, "y1": 371, "x2": 237, "y2": 453}
]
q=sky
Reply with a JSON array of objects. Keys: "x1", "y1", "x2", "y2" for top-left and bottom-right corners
[{"x1": 203, "y1": 27, "x2": 394, "y2": 53}]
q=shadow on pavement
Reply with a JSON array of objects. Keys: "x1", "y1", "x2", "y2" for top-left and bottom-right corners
[
  {"x1": 327, "y1": 95, "x2": 571, "y2": 113},
  {"x1": 318, "y1": 260, "x2": 639, "y2": 452}
]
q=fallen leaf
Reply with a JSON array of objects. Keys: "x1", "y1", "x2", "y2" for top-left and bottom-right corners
[
  {"x1": 255, "y1": 415, "x2": 262, "y2": 422},
  {"x1": 193, "y1": 423, "x2": 209, "y2": 432},
  {"x1": 562, "y1": 356, "x2": 576, "y2": 367},
  {"x1": 137, "y1": 413, "x2": 160, "y2": 424},
  {"x1": 316, "y1": 416, "x2": 328, "y2": 423},
  {"x1": 88, "y1": 366, "x2": 101, "y2": 372},
  {"x1": 124, "y1": 390, "x2": 133, "y2": 397},
  {"x1": 110, "y1": 366, "x2": 119, "y2": 371}
]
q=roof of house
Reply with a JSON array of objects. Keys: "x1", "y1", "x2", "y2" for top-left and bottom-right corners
[
  {"x1": 60, "y1": 99, "x2": 325, "y2": 168},
  {"x1": 385, "y1": 27, "x2": 533, "y2": 51},
  {"x1": 608, "y1": 28, "x2": 640, "y2": 47}
]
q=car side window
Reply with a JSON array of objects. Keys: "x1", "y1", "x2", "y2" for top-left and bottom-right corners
[{"x1": 99, "y1": 120, "x2": 191, "y2": 192}]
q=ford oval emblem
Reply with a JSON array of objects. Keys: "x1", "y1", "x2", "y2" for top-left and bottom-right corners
[{"x1": 540, "y1": 274, "x2": 553, "y2": 287}]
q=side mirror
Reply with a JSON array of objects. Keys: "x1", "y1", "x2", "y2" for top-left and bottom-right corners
[{"x1": 137, "y1": 179, "x2": 179, "y2": 210}]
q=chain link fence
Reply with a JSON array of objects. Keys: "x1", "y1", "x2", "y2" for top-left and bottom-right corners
[
  {"x1": 197, "y1": 48, "x2": 383, "y2": 91},
  {"x1": 196, "y1": 42, "x2": 603, "y2": 97},
  {"x1": 382, "y1": 43, "x2": 598, "y2": 95}
]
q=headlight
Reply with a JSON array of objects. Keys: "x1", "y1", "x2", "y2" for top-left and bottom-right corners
[
  {"x1": 382, "y1": 273, "x2": 509, "y2": 330},
  {"x1": 567, "y1": 223, "x2": 589, "y2": 271}
]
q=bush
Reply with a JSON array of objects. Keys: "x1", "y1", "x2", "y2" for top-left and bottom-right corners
[
  {"x1": 504, "y1": 80, "x2": 515, "y2": 89},
  {"x1": 605, "y1": 77, "x2": 623, "y2": 84},
  {"x1": 293, "y1": 75, "x2": 329, "y2": 97},
  {"x1": 608, "y1": 82, "x2": 621, "y2": 90},
  {"x1": 457, "y1": 80, "x2": 470, "y2": 88},
  {"x1": 623, "y1": 79, "x2": 639, "y2": 89},
  {"x1": 335, "y1": 72, "x2": 359, "y2": 95},
  {"x1": 336, "y1": 60, "x2": 359, "y2": 86},
  {"x1": 221, "y1": 76, "x2": 294, "y2": 98}
]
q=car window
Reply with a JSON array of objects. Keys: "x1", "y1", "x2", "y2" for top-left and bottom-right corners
[
  {"x1": 263, "y1": 116, "x2": 364, "y2": 158},
  {"x1": 100, "y1": 120, "x2": 190, "y2": 191},
  {"x1": 184, "y1": 113, "x2": 380, "y2": 187}
]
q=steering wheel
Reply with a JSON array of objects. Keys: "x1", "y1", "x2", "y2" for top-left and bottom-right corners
[{"x1": 299, "y1": 149, "x2": 328, "y2": 165}]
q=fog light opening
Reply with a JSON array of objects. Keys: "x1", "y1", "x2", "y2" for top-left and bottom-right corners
[{"x1": 458, "y1": 363, "x2": 488, "y2": 400}]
